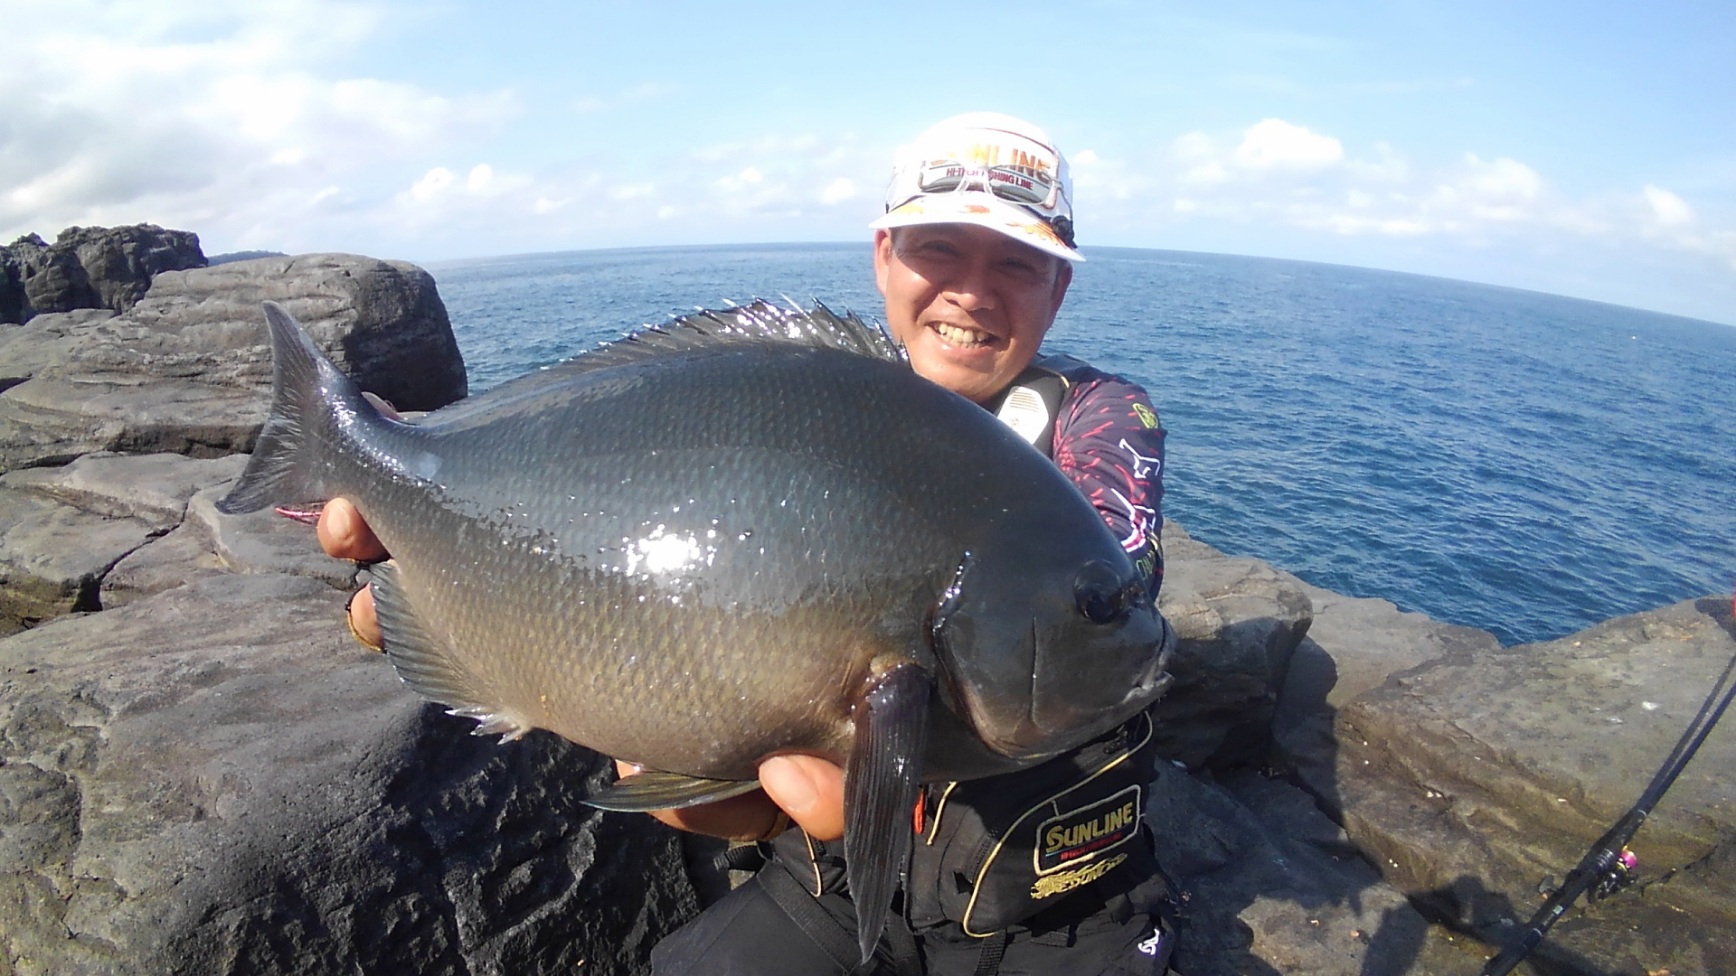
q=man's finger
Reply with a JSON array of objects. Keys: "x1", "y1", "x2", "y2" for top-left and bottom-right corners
[
  {"x1": 345, "y1": 583, "x2": 383, "y2": 651},
  {"x1": 317, "y1": 497, "x2": 388, "y2": 562},
  {"x1": 760, "y1": 754, "x2": 846, "y2": 841}
]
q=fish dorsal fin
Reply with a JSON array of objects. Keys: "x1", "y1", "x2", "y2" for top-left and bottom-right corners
[
  {"x1": 589, "y1": 299, "x2": 906, "y2": 368},
  {"x1": 433, "y1": 300, "x2": 905, "y2": 423},
  {"x1": 512, "y1": 300, "x2": 901, "y2": 384}
]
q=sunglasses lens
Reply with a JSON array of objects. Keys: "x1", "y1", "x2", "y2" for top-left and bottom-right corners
[{"x1": 917, "y1": 161, "x2": 1055, "y2": 211}]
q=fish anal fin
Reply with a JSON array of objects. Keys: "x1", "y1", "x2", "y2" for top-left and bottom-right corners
[
  {"x1": 447, "y1": 706, "x2": 533, "y2": 741},
  {"x1": 585, "y1": 770, "x2": 763, "y2": 812},
  {"x1": 372, "y1": 561, "x2": 524, "y2": 739},
  {"x1": 844, "y1": 658, "x2": 931, "y2": 966}
]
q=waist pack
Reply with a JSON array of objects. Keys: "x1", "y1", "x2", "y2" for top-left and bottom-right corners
[{"x1": 905, "y1": 711, "x2": 1162, "y2": 936}]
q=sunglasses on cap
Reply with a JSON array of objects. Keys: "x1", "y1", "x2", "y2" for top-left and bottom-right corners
[
  {"x1": 892, "y1": 160, "x2": 1077, "y2": 248},
  {"x1": 915, "y1": 158, "x2": 1061, "y2": 210}
]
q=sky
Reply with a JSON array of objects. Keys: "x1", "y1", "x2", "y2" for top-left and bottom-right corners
[{"x1": 4, "y1": 0, "x2": 1733, "y2": 325}]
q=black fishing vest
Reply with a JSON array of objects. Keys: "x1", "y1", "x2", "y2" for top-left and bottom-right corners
[
  {"x1": 905, "y1": 354, "x2": 1167, "y2": 938},
  {"x1": 903, "y1": 711, "x2": 1164, "y2": 937}
]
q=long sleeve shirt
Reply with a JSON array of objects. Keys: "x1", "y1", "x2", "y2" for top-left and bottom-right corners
[{"x1": 1039, "y1": 363, "x2": 1168, "y2": 600}]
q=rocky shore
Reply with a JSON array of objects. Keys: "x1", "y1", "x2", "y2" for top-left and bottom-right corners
[{"x1": 2, "y1": 227, "x2": 1731, "y2": 975}]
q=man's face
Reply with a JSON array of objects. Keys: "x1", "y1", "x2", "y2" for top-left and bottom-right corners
[{"x1": 874, "y1": 224, "x2": 1072, "y2": 405}]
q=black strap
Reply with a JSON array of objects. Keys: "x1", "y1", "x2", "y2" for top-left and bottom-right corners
[
  {"x1": 712, "y1": 841, "x2": 771, "y2": 874},
  {"x1": 757, "y1": 864, "x2": 865, "y2": 973},
  {"x1": 757, "y1": 858, "x2": 928, "y2": 976},
  {"x1": 883, "y1": 911, "x2": 923, "y2": 976},
  {"x1": 972, "y1": 931, "x2": 1008, "y2": 976}
]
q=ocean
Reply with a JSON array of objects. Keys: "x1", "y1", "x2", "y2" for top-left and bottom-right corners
[{"x1": 426, "y1": 243, "x2": 1736, "y2": 648}]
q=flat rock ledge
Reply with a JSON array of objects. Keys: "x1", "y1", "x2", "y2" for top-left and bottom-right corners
[
  {"x1": 0, "y1": 252, "x2": 466, "y2": 475},
  {"x1": 2, "y1": 254, "x2": 1730, "y2": 975}
]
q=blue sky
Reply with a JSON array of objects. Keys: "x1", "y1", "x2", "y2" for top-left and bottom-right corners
[{"x1": 5, "y1": 0, "x2": 1733, "y2": 324}]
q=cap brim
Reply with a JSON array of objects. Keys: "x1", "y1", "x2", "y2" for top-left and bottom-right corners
[{"x1": 869, "y1": 192, "x2": 1083, "y2": 263}]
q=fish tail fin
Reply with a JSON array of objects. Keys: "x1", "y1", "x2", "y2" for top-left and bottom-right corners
[{"x1": 217, "y1": 301, "x2": 375, "y2": 514}]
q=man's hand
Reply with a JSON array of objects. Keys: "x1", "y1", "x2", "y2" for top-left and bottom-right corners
[
  {"x1": 319, "y1": 497, "x2": 386, "y2": 647},
  {"x1": 614, "y1": 755, "x2": 846, "y2": 842}
]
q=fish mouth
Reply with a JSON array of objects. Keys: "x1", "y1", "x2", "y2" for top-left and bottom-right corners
[{"x1": 994, "y1": 615, "x2": 1174, "y2": 761}]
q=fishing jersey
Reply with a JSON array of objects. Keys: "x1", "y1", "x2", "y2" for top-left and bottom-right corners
[{"x1": 990, "y1": 355, "x2": 1166, "y2": 599}]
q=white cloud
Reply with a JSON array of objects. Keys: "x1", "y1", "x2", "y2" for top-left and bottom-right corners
[
  {"x1": 0, "y1": 1, "x2": 517, "y2": 253},
  {"x1": 1346, "y1": 142, "x2": 1411, "y2": 183},
  {"x1": 1128, "y1": 119, "x2": 1564, "y2": 243},
  {"x1": 820, "y1": 178, "x2": 857, "y2": 205},
  {"x1": 1461, "y1": 153, "x2": 1542, "y2": 202},
  {"x1": 1079, "y1": 118, "x2": 1734, "y2": 320},
  {"x1": 1643, "y1": 185, "x2": 1695, "y2": 227},
  {"x1": 408, "y1": 167, "x2": 458, "y2": 202},
  {"x1": 1233, "y1": 118, "x2": 1344, "y2": 170}
]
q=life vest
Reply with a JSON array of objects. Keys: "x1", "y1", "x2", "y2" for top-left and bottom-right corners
[{"x1": 987, "y1": 353, "x2": 1094, "y2": 457}]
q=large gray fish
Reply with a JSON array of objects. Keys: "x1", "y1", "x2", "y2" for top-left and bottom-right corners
[{"x1": 219, "y1": 299, "x2": 1173, "y2": 962}]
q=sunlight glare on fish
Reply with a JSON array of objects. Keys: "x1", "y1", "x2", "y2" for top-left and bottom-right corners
[{"x1": 624, "y1": 525, "x2": 716, "y2": 579}]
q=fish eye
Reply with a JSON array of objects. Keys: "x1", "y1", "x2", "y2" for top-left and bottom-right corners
[{"x1": 1074, "y1": 561, "x2": 1129, "y2": 625}]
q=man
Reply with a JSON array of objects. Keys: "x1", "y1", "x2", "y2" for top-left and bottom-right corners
[{"x1": 319, "y1": 112, "x2": 1173, "y2": 974}]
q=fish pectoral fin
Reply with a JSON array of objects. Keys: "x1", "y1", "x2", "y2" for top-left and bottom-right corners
[
  {"x1": 372, "y1": 562, "x2": 530, "y2": 741},
  {"x1": 584, "y1": 770, "x2": 763, "y2": 811},
  {"x1": 844, "y1": 659, "x2": 931, "y2": 966}
]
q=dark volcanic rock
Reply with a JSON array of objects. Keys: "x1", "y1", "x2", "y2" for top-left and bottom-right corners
[
  {"x1": 0, "y1": 253, "x2": 466, "y2": 474},
  {"x1": 0, "y1": 572, "x2": 699, "y2": 976},
  {"x1": 1150, "y1": 764, "x2": 1479, "y2": 976},
  {"x1": 120, "y1": 252, "x2": 468, "y2": 411},
  {"x1": 2, "y1": 225, "x2": 206, "y2": 324},
  {"x1": 1, "y1": 234, "x2": 52, "y2": 323},
  {"x1": 1153, "y1": 524, "x2": 1315, "y2": 770},
  {"x1": 0, "y1": 452, "x2": 245, "y2": 626},
  {"x1": 209, "y1": 250, "x2": 290, "y2": 265}
]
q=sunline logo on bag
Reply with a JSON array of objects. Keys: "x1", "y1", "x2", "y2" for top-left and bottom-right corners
[{"x1": 1032, "y1": 784, "x2": 1142, "y2": 875}]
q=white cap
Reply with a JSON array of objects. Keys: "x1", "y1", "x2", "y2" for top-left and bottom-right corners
[{"x1": 870, "y1": 112, "x2": 1081, "y2": 263}]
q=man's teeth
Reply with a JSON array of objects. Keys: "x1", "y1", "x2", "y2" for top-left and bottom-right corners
[{"x1": 935, "y1": 323, "x2": 991, "y2": 347}]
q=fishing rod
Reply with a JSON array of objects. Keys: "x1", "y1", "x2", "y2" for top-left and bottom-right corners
[{"x1": 1481, "y1": 606, "x2": 1736, "y2": 976}]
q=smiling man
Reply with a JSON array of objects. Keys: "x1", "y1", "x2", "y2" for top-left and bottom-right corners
[
  {"x1": 319, "y1": 112, "x2": 1176, "y2": 975},
  {"x1": 869, "y1": 117, "x2": 1078, "y2": 406},
  {"x1": 649, "y1": 113, "x2": 1177, "y2": 976}
]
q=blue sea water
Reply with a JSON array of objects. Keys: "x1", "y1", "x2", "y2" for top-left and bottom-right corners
[{"x1": 427, "y1": 243, "x2": 1736, "y2": 647}]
